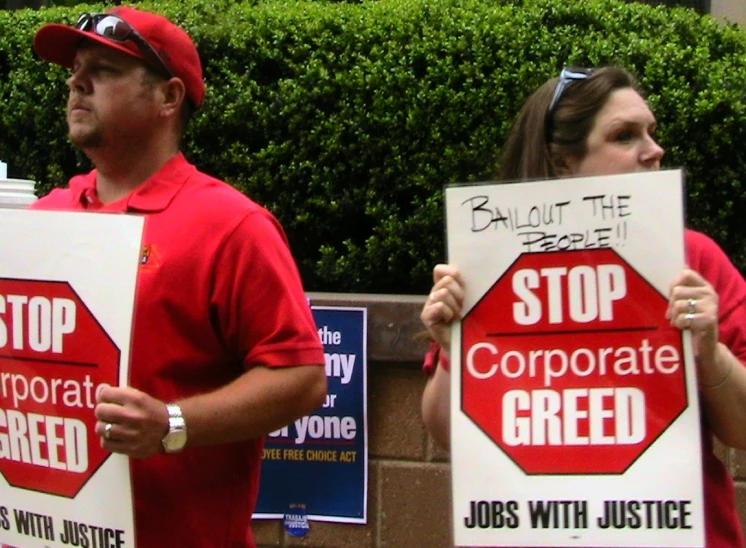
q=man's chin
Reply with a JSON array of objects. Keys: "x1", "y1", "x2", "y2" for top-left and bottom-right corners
[{"x1": 68, "y1": 131, "x2": 103, "y2": 150}]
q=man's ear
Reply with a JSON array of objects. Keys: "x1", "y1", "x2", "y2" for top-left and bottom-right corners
[{"x1": 159, "y1": 77, "x2": 186, "y2": 119}]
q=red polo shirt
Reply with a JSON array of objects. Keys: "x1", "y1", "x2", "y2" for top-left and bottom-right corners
[{"x1": 32, "y1": 153, "x2": 325, "y2": 548}]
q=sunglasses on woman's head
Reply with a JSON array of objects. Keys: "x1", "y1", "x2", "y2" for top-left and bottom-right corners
[
  {"x1": 547, "y1": 67, "x2": 593, "y2": 115},
  {"x1": 75, "y1": 13, "x2": 173, "y2": 78},
  {"x1": 545, "y1": 66, "x2": 594, "y2": 142}
]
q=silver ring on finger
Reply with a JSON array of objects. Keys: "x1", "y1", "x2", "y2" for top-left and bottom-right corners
[
  {"x1": 687, "y1": 298, "x2": 697, "y2": 315},
  {"x1": 104, "y1": 422, "x2": 113, "y2": 440},
  {"x1": 684, "y1": 312, "x2": 695, "y2": 329}
]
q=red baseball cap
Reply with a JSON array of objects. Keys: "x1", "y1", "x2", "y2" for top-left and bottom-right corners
[{"x1": 33, "y1": 6, "x2": 205, "y2": 109}]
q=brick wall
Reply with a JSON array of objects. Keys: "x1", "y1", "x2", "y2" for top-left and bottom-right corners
[{"x1": 252, "y1": 292, "x2": 746, "y2": 547}]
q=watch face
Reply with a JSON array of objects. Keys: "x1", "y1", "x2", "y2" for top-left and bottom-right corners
[{"x1": 163, "y1": 429, "x2": 187, "y2": 452}]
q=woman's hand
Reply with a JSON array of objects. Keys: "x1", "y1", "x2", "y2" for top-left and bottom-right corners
[
  {"x1": 420, "y1": 264, "x2": 465, "y2": 351},
  {"x1": 666, "y1": 268, "x2": 723, "y2": 384}
]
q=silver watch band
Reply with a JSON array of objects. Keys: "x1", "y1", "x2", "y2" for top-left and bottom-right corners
[{"x1": 162, "y1": 403, "x2": 187, "y2": 453}]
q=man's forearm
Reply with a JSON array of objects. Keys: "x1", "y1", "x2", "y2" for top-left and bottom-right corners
[{"x1": 179, "y1": 364, "x2": 327, "y2": 447}]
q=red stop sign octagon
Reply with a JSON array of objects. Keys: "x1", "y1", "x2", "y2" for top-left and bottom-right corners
[
  {"x1": 461, "y1": 249, "x2": 688, "y2": 474},
  {"x1": 0, "y1": 278, "x2": 120, "y2": 497}
]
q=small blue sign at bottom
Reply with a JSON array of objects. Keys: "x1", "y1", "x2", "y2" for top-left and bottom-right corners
[{"x1": 284, "y1": 503, "x2": 310, "y2": 537}]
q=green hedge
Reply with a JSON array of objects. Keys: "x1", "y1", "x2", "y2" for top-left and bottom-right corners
[{"x1": 2, "y1": 0, "x2": 746, "y2": 293}]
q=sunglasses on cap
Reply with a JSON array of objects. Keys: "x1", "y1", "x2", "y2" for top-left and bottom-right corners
[
  {"x1": 545, "y1": 67, "x2": 594, "y2": 142},
  {"x1": 75, "y1": 13, "x2": 173, "y2": 78}
]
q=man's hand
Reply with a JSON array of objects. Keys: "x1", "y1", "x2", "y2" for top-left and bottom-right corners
[{"x1": 94, "y1": 386, "x2": 170, "y2": 458}]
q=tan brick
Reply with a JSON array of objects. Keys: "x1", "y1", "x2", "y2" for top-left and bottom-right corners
[
  {"x1": 712, "y1": 436, "x2": 731, "y2": 470},
  {"x1": 379, "y1": 461, "x2": 452, "y2": 548},
  {"x1": 251, "y1": 519, "x2": 282, "y2": 546},
  {"x1": 308, "y1": 292, "x2": 429, "y2": 363},
  {"x1": 426, "y1": 435, "x2": 452, "y2": 463},
  {"x1": 732, "y1": 447, "x2": 746, "y2": 479},
  {"x1": 369, "y1": 364, "x2": 429, "y2": 460}
]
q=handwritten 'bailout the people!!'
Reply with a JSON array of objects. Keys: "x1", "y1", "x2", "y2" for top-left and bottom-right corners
[{"x1": 461, "y1": 193, "x2": 632, "y2": 251}]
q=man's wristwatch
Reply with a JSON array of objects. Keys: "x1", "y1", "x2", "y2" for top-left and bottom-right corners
[{"x1": 161, "y1": 403, "x2": 187, "y2": 454}]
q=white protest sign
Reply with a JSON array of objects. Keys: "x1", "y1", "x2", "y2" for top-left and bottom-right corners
[
  {"x1": 0, "y1": 210, "x2": 143, "y2": 548},
  {"x1": 446, "y1": 170, "x2": 704, "y2": 547}
]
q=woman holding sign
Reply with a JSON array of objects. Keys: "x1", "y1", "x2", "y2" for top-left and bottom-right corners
[{"x1": 421, "y1": 66, "x2": 746, "y2": 547}]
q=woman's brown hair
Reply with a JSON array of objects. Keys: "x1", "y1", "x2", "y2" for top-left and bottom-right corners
[{"x1": 497, "y1": 66, "x2": 642, "y2": 182}]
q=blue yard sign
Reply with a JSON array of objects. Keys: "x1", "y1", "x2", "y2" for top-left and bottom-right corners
[{"x1": 253, "y1": 306, "x2": 368, "y2": 524}]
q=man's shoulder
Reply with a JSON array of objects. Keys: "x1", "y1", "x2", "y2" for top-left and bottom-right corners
[
  {"x1": 31, "y1": 188, "x2": 79, "y2": 210},
  {"x1": 31, "y1": 172, "x2": 94, "y2": 210},
  {"x1": 31, "y1": 188, "x2": 70, "y2": 210},
  {"x1": 182, "y1": 170, "x2": 266, "y2": 216},
  {"x1": 172, "y1": 171, "x2": 288, "y2": 253}
]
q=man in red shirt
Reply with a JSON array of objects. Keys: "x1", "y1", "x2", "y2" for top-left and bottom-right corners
[{"x1": 31, "y1": 7, "x2": 327, "y2": 547}]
